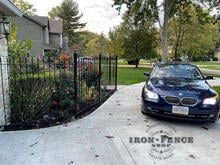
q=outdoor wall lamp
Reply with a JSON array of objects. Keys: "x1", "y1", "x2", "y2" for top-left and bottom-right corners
[{"x1": 0, "y1": 16, "x2": 10, "y2": 39}]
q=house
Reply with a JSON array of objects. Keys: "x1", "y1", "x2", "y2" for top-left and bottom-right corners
[
  {"x1": 214, "y1": 47, "x2": 220, "y2": 61},
  {"x1": 11, "y1": 15, "x2": 46, "y2": 55},
  {"x1": 11, "y1": 15, "x2": 67, "y2": 56},
  {"x1": 0, "y1": 0, "x2": 23, "y2": 17},
  {"x1": 0, "y1": 0, "x2": 23, "y2": 126}
]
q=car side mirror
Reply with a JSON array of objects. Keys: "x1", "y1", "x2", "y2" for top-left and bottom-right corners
[
  {"x1": 205, "y1": 75, "x2": 213, "y2": 80},
  {"x1": 144, "y1": 72, "x2": 150, "y2": 77}
]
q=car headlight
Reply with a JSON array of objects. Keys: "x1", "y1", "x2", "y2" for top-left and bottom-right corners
[
  {"x1": 203, "y1": 95, "x2": 218, "y2": 105},
  {"x1": 144, "y1": 87, "x2": 159, "y2": 102}
]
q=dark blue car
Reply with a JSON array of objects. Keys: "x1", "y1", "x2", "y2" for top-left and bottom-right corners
[{"x1": 141, "y1": 62, "x2": 220, "y2": 122}]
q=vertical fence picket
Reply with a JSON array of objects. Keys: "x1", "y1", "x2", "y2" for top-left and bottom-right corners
[
  {"x1": 1, "y1": 51, "x2": 118, "y2": 129},
  {"x1": 98, "y1": 53, "x2": 102, "y2": 104},
  {"x1": 115, "y1": 56, "x2": 118, "y2": 91},
  {"x1": 73, "y1": 52, "x2": 77, "y2": 118}
]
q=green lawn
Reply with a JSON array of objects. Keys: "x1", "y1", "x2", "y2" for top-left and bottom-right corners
[
  {"x1": 192, "y1": 61, "x2": 220, "y2": 70},
  {"x1": 192, "y1": 61, "x2": 220, "y2": 65},
  {"x1": 203, "y1": 73, "x2": 220, "y2": 78},
  {"x1": 213, "y1": 86, "x2": 220, "y2": 95},
  {"x1": 200, "y1": 65, "x2": 220, "y2": 70},
  {"x1": 118, "y1": 67, "x2": 152, "y2": 85}
]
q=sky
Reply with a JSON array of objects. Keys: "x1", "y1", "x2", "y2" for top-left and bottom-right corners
[{"x1": 25, "y1": 0, "x2": 124, "y2": 35}]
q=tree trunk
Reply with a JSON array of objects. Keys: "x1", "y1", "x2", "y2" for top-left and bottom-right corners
[{"x1": 161, "y1": 0, "x2": 170, "y2": 62}]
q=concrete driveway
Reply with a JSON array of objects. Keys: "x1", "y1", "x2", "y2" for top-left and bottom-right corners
[{"x1": 0, "y1": 80, "x2": 220, "y2": 165}]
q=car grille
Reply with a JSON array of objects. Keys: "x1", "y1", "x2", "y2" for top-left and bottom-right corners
[
  {"x1": 165, "y1": 96, "x2": 180, "y2": 105},
  {"x1": 181, "y1": 97, "x2": 198, "y2": 106},
  {"x1": 164, "y1": 96, "x2": 198, "y2": 106}
]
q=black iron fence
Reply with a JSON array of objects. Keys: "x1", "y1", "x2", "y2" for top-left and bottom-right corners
[{"x1": 0, "y1": 52, "x2": 117, "y2": 129}]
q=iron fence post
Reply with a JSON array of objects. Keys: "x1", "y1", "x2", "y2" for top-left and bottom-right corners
[
  {"x1": 73, "y1": 51, "x2": 77, "y2": 118},
  {"x1": 115, "y1": 56, "x2": 118, "y2": 91},
  {"x1": 109, "y1": 56, "x2": 111, "y2": 85},
  {"x1": 99, "y1": 53, "x2": 102, "y2": 104}
]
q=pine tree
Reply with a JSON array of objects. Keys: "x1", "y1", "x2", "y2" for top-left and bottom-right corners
[{"x1": 49, "y1": 0, "x2": 86, "y2": 48}]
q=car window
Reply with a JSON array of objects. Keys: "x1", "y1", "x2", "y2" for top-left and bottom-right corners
[
  {"x1": 151, "y1": 64, "x2": 203, "y2": 80},
  {"x1": 78, "y1": 57, "x2": 94, "y2": 64}
]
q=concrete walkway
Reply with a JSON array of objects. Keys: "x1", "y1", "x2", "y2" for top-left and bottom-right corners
[{"x1": 0, "y1": 80, "x2": 220, "y2": 165}]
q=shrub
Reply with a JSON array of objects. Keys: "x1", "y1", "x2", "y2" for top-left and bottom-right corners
[{"x1": 10, "y1": 78, "x2": 55, "y2": 123}]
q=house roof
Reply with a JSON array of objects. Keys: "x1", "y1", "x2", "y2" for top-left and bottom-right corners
[
  {"x1": 29, "y1": 15, "x2": 49, "y2": 26},
  {"x1": 23, "y1": 15, "x2": 46, "y2": 27},
  {"x1": 49, "y1": 19, "x2": 63, "y2": 34},
  {"x1": 0, "y1": 0, "x2": 23, "y2": 16}
]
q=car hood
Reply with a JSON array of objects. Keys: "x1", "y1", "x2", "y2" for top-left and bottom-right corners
[{"x1": 147, "y1": 77, "x2": 216, "y2": 98}]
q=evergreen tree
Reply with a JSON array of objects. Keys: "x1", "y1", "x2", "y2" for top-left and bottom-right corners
[{"x1": 49, "y1": 0, "x2": 86, "y2": 49}]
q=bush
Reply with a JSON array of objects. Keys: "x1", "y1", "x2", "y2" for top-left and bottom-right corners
[
  {"x1": 50, "y1": 73, "x2": 75, "y2": 117},
  {"x1": 127, "y1": 59, "x2": 140, "y2": 65},
  {"x1": 10, "y1": 78, "x2": 55, "y2": 123}
]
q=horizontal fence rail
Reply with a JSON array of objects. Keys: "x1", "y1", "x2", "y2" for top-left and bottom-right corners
[{"x1": 0, "y1": 53, "x2": 117, "y2": 130}]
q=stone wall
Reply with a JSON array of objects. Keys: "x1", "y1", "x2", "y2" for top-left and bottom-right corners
[{"x1": 0, "y1": 37, "x2": 10, "y2": 126}]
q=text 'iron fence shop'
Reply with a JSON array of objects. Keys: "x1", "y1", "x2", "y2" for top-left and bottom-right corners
[{"x1": 0, "y1": 52, "x2": 117, "y2": 129}]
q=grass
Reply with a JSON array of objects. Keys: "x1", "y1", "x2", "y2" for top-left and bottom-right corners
[
  {"x1": 213, "y1": 86, "x2": 220, "y2": 95},
  {"x1": 192, "y1": 61, "x2": 220, "y2": 65},
  {"x1": 200, "y1": 65, "x2": 220, "y2": 70},
  {"x1": 118, "y1": 67, "x2": 152, "y2": 85},
  {"x1": 192, "y1": 61, "x2": 220, "y2": 70},
  {"x1": 203, "y1": 73, "x2": 220, "y2": 78}
]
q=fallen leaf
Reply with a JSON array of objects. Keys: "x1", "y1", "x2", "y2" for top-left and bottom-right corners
[
  {"x1": 29, "y1": 142, "x2": 39, "y2": 147},
  {"x1": 105, "y1": 136, "x2": 114, "y2": 139},
  {"x1": 189, "y1": 154, "x2": 196, "y2": 159},
  {"x1": 67, "y1": 161, "x2": 74, "y2": 165},
  {"x1": 201, "y1": 126, "x2": 208, "y2": 130}
]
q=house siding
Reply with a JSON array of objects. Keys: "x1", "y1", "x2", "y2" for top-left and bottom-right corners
[
  {"x1": 11, "y1": 17, "x2": 44, "y2": 55},
  {"x1": 49, "y1": 34, "x2": 61, "y2": 49}
]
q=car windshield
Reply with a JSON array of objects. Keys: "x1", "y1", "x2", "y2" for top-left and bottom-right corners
[
  {"x1": 151, "y1": 64, "x2": 204, "y2": 80},
  {"x1": 78, "y1": 57, "x2": 93, "y2": 63}
]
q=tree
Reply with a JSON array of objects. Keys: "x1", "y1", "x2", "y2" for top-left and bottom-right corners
[
  {"x1": 122, "y1": 10, "x2": 157, "y2": 67},
  {"x1": 48, "y1": 0, "x2": 86, "y2": 49},
  {"x1": 169, "y1": 3, "x2": 212, "y2": 61},
  {"x1": 11, "y1": 0, "x2": 36, "y2": 16},
  {"x1": 8, "y1": 23, "x2": 32, "y2": 61},
  {"x1": 85, "y1": 33, "x2": 109, "y2": 57},
  {"x1": 73, "y1": 30, "x2": 97, "y2": 55},
  {"x1": 113, "y1": 0, "x2": 217, "y2": 62},
  {"x1": 181, "y1": 18, "x2": 218, "y2": 61},
  {"x1": 107, "y1": 26, "x2": 124, "y2": 57},
  {"x1": 48, "y1": 7, "x2": 60, "y2": 20}
]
